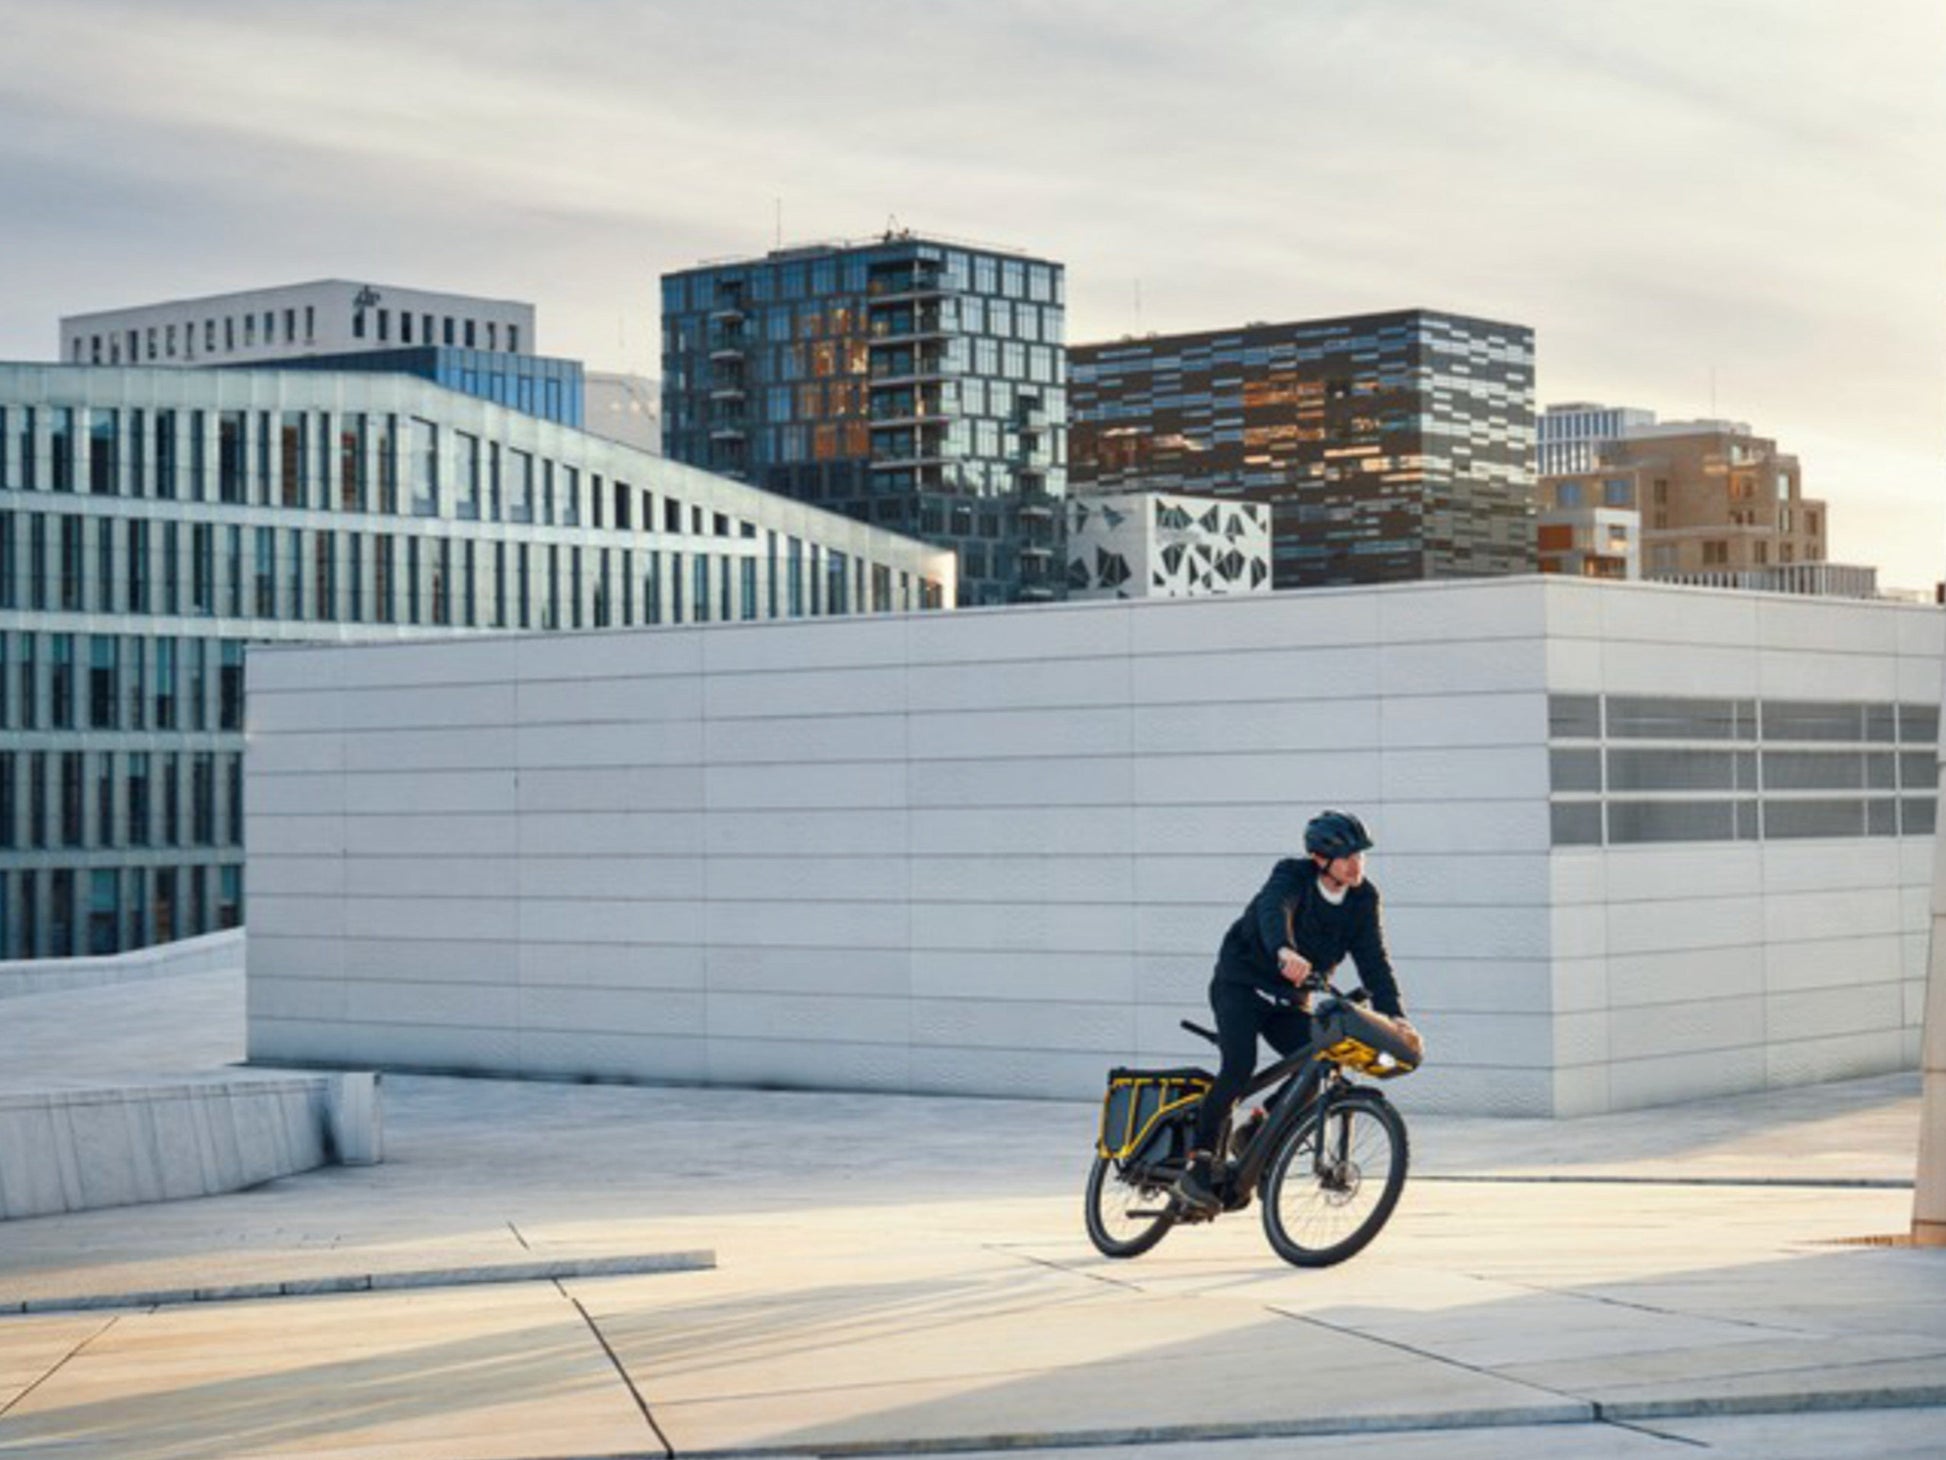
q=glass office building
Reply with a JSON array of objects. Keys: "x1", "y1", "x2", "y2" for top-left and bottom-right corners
[
  {"x1": 1070, "y1": 310, "x2": 1535, "y2": 589},
  {"x1": 0, "y1": 362, "x2": 953, "y2": 959},
  {"x1": 245, "y1": 346, "x2": 585, "y2": 429},
  {"x1": 662, "y1": 234, "x2": 1066, "y2": 605}
]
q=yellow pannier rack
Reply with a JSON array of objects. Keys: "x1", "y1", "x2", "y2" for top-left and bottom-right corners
[{"x1": 1097, "y1": 1066, "x2": 1212, "y2": 1161}]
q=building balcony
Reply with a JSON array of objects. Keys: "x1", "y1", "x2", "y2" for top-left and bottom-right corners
[
  {"x1": 709, "y1": 423, "x2": 747, "y2": 441},
  {"x1": 869, "y1": 451, "x2": 951, "y2": 471},
  {"x1": 868, "y1": 362, "x2": 947, "y2": 387},
  {"x1": 868, "y1": 311, "x2": 949, "y2": 342},
  {"x1": 1015, "y1": 490, "x2": 1058, "y2": 519},
  {"x1": 866, "y1": 263, "x2": 945, "y2": 302}
]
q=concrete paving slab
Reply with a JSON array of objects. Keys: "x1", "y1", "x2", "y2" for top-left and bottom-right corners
[
  {"x1": 0, "y1": 1285, "x2": 660, "y2": 1460},
  {"x1": 0, "y1": 968, "x2": 1942, "y2": 1458}
]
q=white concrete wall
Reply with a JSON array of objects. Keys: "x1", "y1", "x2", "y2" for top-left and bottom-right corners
[
  {"x1": 246, "y1": 580, "x2": 1558, "y2": 1113},
  {"x1": 0, "y1": 930, "x2": 243, "y2": 1000},
  {"x1": 1546, "y1": 584, "x2": 1940, "y2": 1114},
  {"x1": 245, "y1": 578, "x2": 1939, "y2": 1115},
  {"x1": 0, "y1": 1072, "x2": 378, "y2": 1222}
]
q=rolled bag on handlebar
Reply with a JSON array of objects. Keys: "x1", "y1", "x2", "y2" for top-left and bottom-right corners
[{"x1": 1312, "y1": 996, "x2": 1425, "y2": 1078}]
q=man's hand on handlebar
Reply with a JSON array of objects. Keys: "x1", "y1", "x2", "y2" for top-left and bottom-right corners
[{"x1": 1276, "y1": 947, "x2": 1312, "y2": 986}]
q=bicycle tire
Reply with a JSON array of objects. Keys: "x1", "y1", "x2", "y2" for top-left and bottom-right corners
[
  {"x1": 1260, "y1": 1088, "x2": 1408, "y2": 1268},
  {"x1": 1083, "y1": 1153, "x2": 1178, "y2": 1258}
]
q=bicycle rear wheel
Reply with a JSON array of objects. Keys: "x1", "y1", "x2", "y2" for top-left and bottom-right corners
[
  {"x1": 1261, "y1": 1089, "x2": 1407, "y2": 1267},
  {"x1": 1084, "y1": 1154, "x2": 1178, "y2": 1258}
]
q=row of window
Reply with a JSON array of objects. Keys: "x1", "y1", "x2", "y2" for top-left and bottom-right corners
[
  {"x1": 0, "y1": 633, "x2": 243, "y2": 733},
  {"x1": 68, "y1": 304, "x2": 524, "y2": 367},
  {"x1": 1547, "y1": 693, "x2": 1943, "y2": 847},
  {"x1": 1552, "y1": 796, "x2": 1937, "y2": 846},
  {"x1": 2, "y1": 405, "x2": 717, "y2": 534},
  {"x1": 665, "y1": 251, "x2": 1062, "y2": 312},
  {"x1": 1549, "y1": 694, "x2": 1939, "y2": 745},
  {"x1": 675, "y1": 296, "x2": 1065, "y2": 349},
  {"x1": 0, "y1": 863, "x2": 239, "y2": 960},
  {"x1": 0, "y1": 749, "x2": 241, "y2": 852},
  {"x1": 1551, "y1": 747, "x2": 1938, "y2": 795},
  {"x1": 668, "y1": 336, "x2": 1067, "y2": 394},
  {"x1": 351, "y1": 309, "x2": 518, "y2": 352},
  {"x1": 71, "y1": 307, "x2": 320, "y2": 365},
  {"x1": 0, "y1": 514, "x2": 929, "y2": 631}
]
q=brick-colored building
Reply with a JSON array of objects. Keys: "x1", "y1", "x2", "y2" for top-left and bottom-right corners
[{"x1": 1540, "y1": 419, "x2": 1825, "y2": 581}]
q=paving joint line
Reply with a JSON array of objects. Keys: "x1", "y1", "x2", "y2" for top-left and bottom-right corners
[
  {"x1": 1597, "y1": 1415, "x2": 1711, "y2": 1449},
  {"x1": 1421, "y1": 1173, "x2": 1915, "y2": 1190},
  {"x1": 0, "y1": 1312, "x2": 119, "y2": 1420},
  {"x1": 1262, "y1": 1299, "x2": 1599, "y2": 1417},
  {"x1": 1467, "y1": 1272, "x2": 1810, "y2": 1337},
  {"x1": 983, "y1": 1244, "x2": 1145, "y2": 1292},
  {"x1": 556, "y1": 1278, "x2": 675, "y2": 1459},
  {"x1": 0, "y1": 1250, "x2": 714, "y2": 1316}
]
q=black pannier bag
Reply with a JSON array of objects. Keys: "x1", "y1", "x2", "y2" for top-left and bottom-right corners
[{"x1": 1097, "y1": 1066, "x2": 1212, "y2": 1163}]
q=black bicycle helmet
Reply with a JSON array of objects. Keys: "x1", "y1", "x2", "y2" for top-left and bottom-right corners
[{"x1": 1304, "y1": 809, "x2": 1374, "y2": 860}]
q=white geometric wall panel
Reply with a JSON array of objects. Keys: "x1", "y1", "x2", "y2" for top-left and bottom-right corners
[
  {"x1": 1066, "y1": 491, "x2": 1271, "y2": 598},
  {"x1": 245, "y1": 579, "x2": 1941, "y2": 1115}
]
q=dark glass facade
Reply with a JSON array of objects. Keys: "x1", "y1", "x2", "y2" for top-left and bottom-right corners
[
  {"x1": 1070, "y1": 310, "x2": 1535, "y2": 589},
  {"x1": 662, "y1": 237, "x2": 1067, "y2": 605},
  {"x1": 240, "y1": 347, "x2": 585, "y2": 428}
]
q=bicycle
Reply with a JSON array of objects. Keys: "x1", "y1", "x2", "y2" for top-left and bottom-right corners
[{"x1": 1085, "y1": 973, "x2": 1423, "y2": 1267}]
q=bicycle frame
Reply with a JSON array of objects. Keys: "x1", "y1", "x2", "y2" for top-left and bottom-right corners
[
  {"x1": 1160, "y1": 989, "x2": 1380, "y2": 1205},
  {"x1": 1223, "y1": 1016, "x2": 1345, "y2": 1197}
]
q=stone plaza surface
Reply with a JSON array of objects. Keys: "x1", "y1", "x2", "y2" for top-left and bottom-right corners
[{"x1": 0, "y1": 964, "x2": 1943, "y2": 1458}]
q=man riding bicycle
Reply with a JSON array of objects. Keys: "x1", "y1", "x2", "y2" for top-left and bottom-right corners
[{"x1": 1175, "y1": 810, "x2": 1415, "y2": 1211}]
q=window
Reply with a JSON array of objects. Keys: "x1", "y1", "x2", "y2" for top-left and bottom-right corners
[
  {"x1": 218, "y1": 411, "x2": 245, "y2": 503},
  {"x1": 254, "y1": 527, "x2": 275, "y2": 617},
  {"x1": 88, "y1": 636, "x2": 117, "y2": 729},
  {"x1": 409, "y1": 417, "x2": 439, "y2": 517}
]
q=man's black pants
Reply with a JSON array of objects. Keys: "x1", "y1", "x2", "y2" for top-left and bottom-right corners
[{"x1": 1191, "y1": 977, "x2": 1312, "y2": 1156}]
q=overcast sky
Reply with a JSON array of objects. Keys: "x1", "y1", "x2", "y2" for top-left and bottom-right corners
[{"x1": 3, "y1": 0, "x2": 1941, "y2": 586}]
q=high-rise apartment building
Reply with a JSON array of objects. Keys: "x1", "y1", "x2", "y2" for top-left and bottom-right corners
[
  {"x1": 1069, "y1": 310, "x2": 1535, "y2": 589},
  {"x1": 661, "y1": 233, "x2": 1067, "y2": 605},
  {"x1": 0, "y1": 360, "x2": 953, "y2": 960}
]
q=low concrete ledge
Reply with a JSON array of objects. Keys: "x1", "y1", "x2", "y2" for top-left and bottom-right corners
[
  {"x1": 0, "y1": 928, "x2": 244, "y2": 1000},
  {"x1": 7, "y1": 1249, "x2": 717, "y2": 1315},
  {"x1": 0, "y1": 1069, "x2": 381, "y2": 1221}
]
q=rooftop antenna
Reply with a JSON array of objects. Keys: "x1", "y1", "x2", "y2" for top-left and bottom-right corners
[
  {"x1": 885, "y1": 212, "x2": 903, "y2": 241},
  {"x1": 774, "y1": 198, "x2": 783, "y2": 248}
]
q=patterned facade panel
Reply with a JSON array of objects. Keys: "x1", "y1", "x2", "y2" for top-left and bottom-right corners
[{"x1": 1065, "y1": 491, "x2": 1269, "y2": 599}]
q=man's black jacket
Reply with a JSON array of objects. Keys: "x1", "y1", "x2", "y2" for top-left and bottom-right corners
[{"x1": 1213, "y1": 857, "x2": 1403, "y2": 1017}]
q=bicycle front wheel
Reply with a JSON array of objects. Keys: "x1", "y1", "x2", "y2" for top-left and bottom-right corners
[
  {"x1": 1084, "y1": 1154, "x2": 1178, "y2": 1258},
  {"x1": 1261, "y1": 1089, "x2": 1407, "y2": 1268}
]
